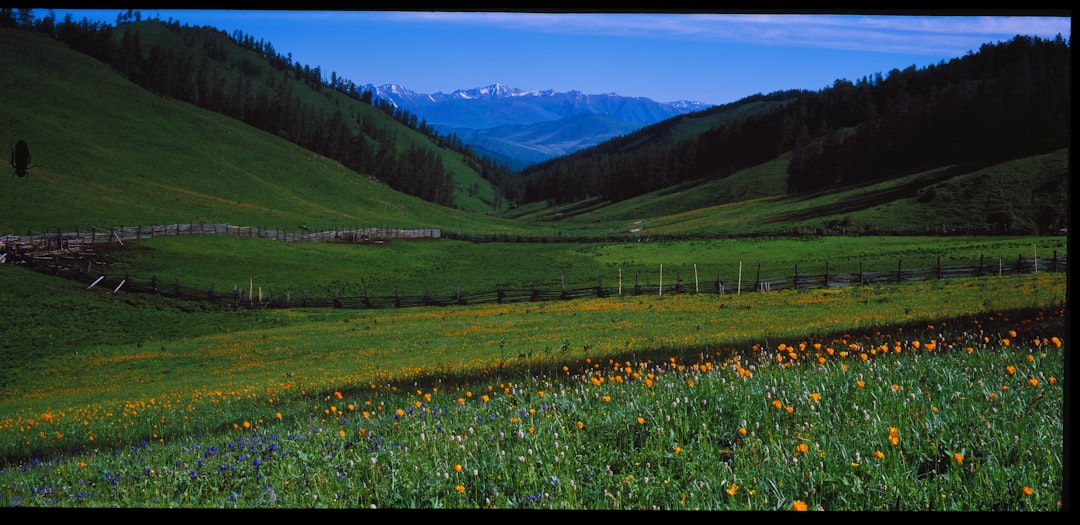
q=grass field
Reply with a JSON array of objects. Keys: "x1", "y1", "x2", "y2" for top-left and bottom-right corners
[
  {"x1": 0, "y1": 25, "x2": 1069, "y2": 510},
  {"x1": 96, "y1": 233, "x2": 1066, "y2": 301},
  {"x1": 0, "y1": 255, "x2": 1067, "y2": 508}
]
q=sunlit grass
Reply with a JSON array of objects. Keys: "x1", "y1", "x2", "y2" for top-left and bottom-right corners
[
  {"x1": 0, "y1": 272, "x2": 1066, "y2": 509},
  {"x1": 0, "y1": 302, "x2": 1063, "y2": 509}
]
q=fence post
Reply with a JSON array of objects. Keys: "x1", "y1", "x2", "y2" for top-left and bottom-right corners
[
  {"x1": 1017, "y1": 254, "x2": 1023, "y2": 274},
  {"x1": 824, "y1": 261, "x2": 830, "y2": 287},
  {"x1": 737, "y1": 262, "x2": 742, "y2": 295},
  {"x1": 659, "y1": 265, "x2": 663, "y2": 296},
  {"x1": 937, "y1": 256, "x2": 942, "y2": 279},
  {"x1": 897, "y1": 259, "x2": 903, "y2": 282},
  {"x1": 635, "y1": 272, "x2": 641, "y2": 296}
]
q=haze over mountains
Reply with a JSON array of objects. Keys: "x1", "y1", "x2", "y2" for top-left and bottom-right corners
[{"x1": 361, "y1": 82, "x2": 714, "y2": 169}]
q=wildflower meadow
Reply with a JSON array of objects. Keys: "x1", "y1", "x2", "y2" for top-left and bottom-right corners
[{"x1": 0, "y1": 273, "x2": 1067, "y2": 510}]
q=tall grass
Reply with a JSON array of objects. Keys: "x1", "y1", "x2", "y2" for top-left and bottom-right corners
[
  {"x1": 0, "y1": 268, "x2": 1066, "y2": 508},
  {"x1": 0, "y1": 300, "x2": 1064, "y2": 509}
]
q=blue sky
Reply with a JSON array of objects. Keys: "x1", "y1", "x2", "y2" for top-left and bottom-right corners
[{"x1": 46, "y1": 9, "x2": 1071, "y2": 106}]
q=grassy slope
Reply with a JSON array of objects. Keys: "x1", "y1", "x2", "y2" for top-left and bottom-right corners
[
  {"x1": 532, "y1": 148, "x2": 1069, "y2": 237},
  {"x1": 0, "y1": 29, "x2": 517, "y2": 233},
  {"x1": 121, "y1": 20, "x2": 504, "y2": 216}
]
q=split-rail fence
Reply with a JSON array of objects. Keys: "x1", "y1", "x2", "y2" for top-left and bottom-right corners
[{"x1": 1, "y1": 223, "x2": 1068, "y2": 311}]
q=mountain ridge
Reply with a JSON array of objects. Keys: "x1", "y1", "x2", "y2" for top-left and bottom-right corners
[{"x1": 362, "y1": 82, "x2": 714, "y2": 168}]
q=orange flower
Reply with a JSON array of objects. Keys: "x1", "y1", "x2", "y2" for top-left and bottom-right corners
[
  {"x1": 952, "y1": 452, "x2": 964, "y2": 464},
  {"x1": 455, "y1": 485, "x2": 465, "y2": 494},
  {"x1": 1022, "y1": 486, "x2": 1034, "y2": 496},
  {"x1": 809, "y1": 392, "x2": 820, "y2": 403},
  {"x1": 1028, "y1": 378, "x2": 1039, "y2": 387},
  {"x1": 772, "y1": 399, "x2": 783, "y2": 410},
  {"x1": 873, "y1": 450, "x2": 885, "y2": 460},
  {"x1": 453, "y1": 464, "x2": 463, "y2": 473},
  {"x1": 576, "y1": 420, "x2": 584, "y2": 430},
  {"x1": 795, "y1": 443, "x2": 809, "y2": 455},
  {"x1": 792, "y1": 500, "x2": 808, "y2": 511},
  {"x1": 637, "y1": 416, "x2": 645, "y2": 425},
  {"x1": 738, "y1": 427, "x2": 748, "y2": 436},
  {"x1": 1006, "y1": 365, "x2": 1016, "y2": 375},
  {"x1": 726, "y1": 484, "x2": 739, "y2": 496}
]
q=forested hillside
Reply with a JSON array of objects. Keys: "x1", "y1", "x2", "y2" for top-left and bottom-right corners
[
  {"x1": 3, "y1": 9, "x2": 1069, "y2": 237},
  {"x1": 520, "y1": 34, "x2": 1070, "y2": 206},
  {"x1": 2, "y1": 9, "x2": 520, "y2": 210}
]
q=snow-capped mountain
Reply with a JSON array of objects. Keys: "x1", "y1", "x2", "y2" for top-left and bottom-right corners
[{"x1": 360, "y1": 83, "x2": 713, "y2": 168}]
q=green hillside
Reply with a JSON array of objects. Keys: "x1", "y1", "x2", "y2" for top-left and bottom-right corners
[
  {"x1": 533, "y1": 148, "x2": 1069, "y2": 237},
  {"x1": 0, "y1": 28, "x2": 524, "y2": 234},
  {"x1": 1, "y1": 23, "x2": 1069, "y2": 240}
]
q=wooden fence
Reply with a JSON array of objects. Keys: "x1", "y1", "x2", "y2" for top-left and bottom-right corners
[
  {"x1": 0, "y1": 223, "x2": 441, "y2": 263},
  {"x1": 28, "y1": 251, "x2": 1069, "y2": 311},
  {"x1": 2, "y1": 223, "x2": 1067, "y2": 311}
]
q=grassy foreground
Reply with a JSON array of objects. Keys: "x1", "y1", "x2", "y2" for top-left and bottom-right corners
[{"x1": 0, "y1": 270, "x2": 1067, "y2": 509}]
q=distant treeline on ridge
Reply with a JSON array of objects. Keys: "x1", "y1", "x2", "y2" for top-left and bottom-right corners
[{"x1": 519, "y1": 34, "x2": 1070, "y2": 204}]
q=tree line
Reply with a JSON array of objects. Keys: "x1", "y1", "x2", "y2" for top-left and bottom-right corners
[
  {"x1": 3, "y1": 9, "x2": 522, "y2": 208},
  {"x1": 519, "y1": 34, "x2": 1070, "y2": 206}
]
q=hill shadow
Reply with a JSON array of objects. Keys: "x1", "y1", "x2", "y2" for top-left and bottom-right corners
[{"x1": 763, "y1": 164, "x2": 979, "y2": 224}]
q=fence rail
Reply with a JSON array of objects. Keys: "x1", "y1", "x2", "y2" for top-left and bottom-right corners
[
  {"x1": 21, "y1": 252, "x2": 1069, "y2": 312},
  {"x1": 2, "y1": 223, "x2": 1067, "y2": 312},
  {"x1": 0, "y1": 223, "x2": 441, "y2": 258}
]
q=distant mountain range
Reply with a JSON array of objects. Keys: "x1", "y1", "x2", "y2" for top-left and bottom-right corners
[{"x1": 361, "y1": 83, "x2": 714, "y2": 169}]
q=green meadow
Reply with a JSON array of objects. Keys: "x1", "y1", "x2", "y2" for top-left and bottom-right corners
[
  {"x1": 0, "y1": 24, "x2": 1069, "y2": 510},
  {"x1": 0, "y1": 251, "x2": 1067, "y2": 508},
  {"x1": 101, "y1": 233, "x2": 1065, "y2": 300}
]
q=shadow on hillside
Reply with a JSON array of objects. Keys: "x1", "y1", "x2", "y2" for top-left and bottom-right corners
[{"x1": 763, "y1": 164, "x2": 978, "y2": 224}]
